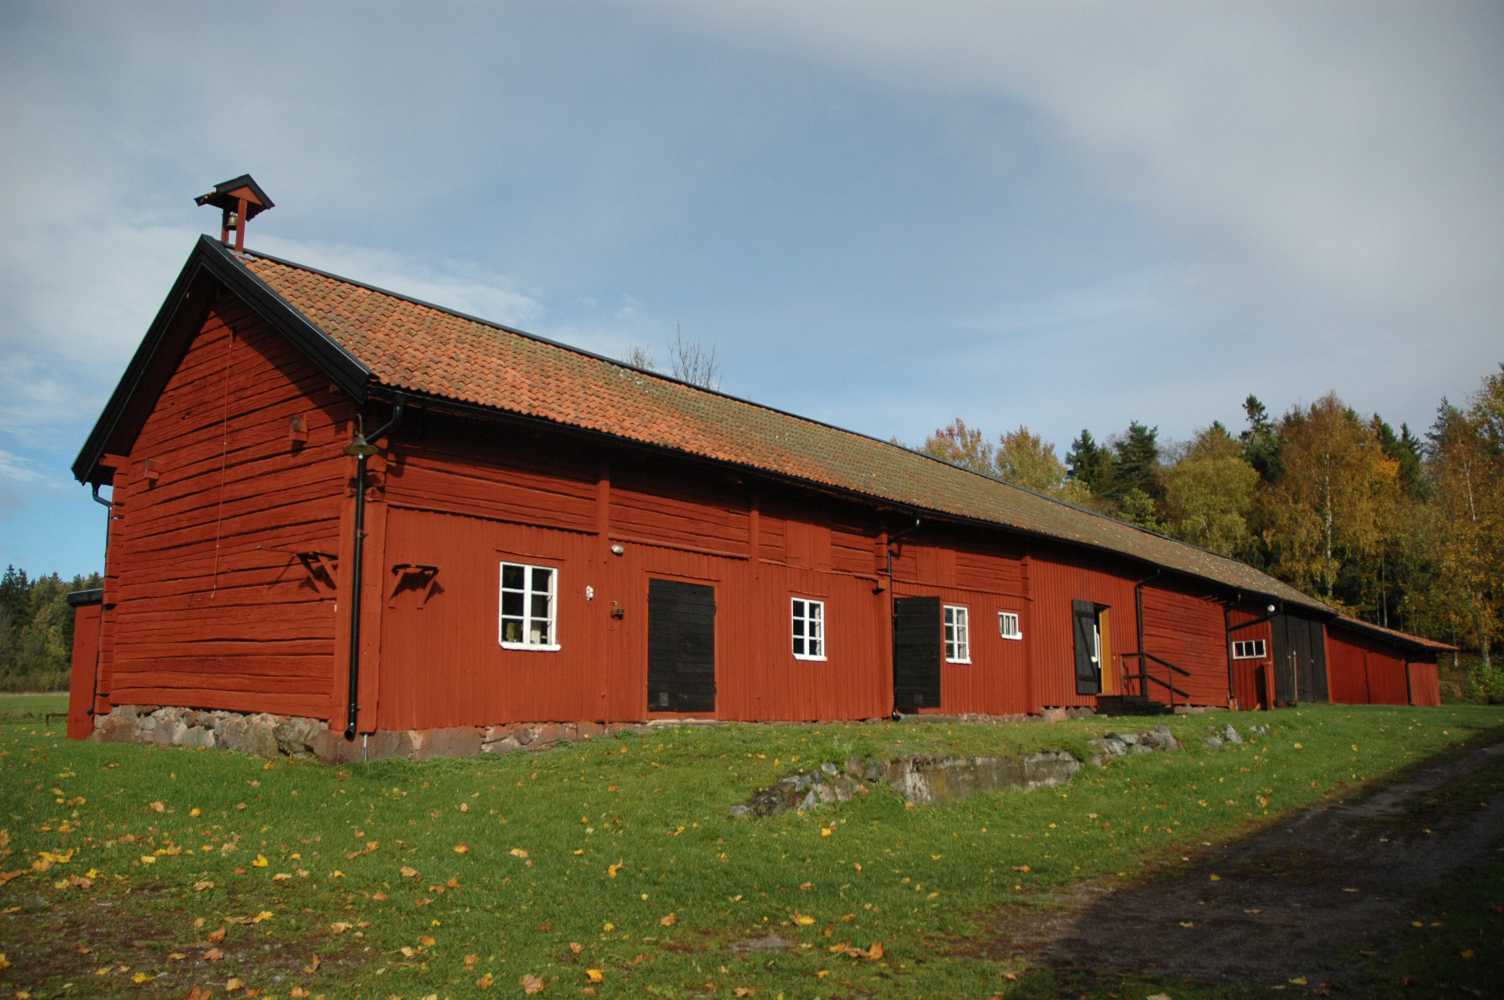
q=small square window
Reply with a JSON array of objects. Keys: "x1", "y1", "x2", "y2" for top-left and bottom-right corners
[
  {"x1": 1231, "y1": 638, "x2": 1267, "y2": 660},
  {"x1": 499, "y1": 561, "x2": 559, "y2": 650},
  {"x1": 792, "y1": 598, "x2": 826, "y2": 660},
  {"x1": 944, "y1": 605, "x2": 970, "y2": 663},
  {"x1": 998, "y1": 611, "x2": 1022, "y2": 640}
]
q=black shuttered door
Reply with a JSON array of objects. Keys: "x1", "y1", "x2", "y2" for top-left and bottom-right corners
[
  {"x1": 893, "y1": 596, "x2": 941, "y2": 712},
  {"x1": 647, "y1": 579, "x2": 716, "y2": 713}
]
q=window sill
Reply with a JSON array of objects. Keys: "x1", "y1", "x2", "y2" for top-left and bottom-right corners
[
  {"x1": 1000, "y1": 634, "x2": 1023, "y2": 641},
  {"x1": 793, "y1": 654, "x2": 827, "y2": 662},
  {"x1": 499, "y1": 642, "x2": 562, "y2": 652},
  {"x1": 946, "y1": 658, "x2": 972, "y2": 665}
]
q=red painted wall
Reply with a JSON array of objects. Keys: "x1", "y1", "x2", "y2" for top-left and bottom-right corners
[
  {"x1": 1228, "y1": 604, "x2": 1275, "y2": 710},
  {"x1": 67, "y1": 601, "x2": 102, "y2": 739},
  {"x1": 95, "y1": 291, "x2": 354, "y2": 721},
  {"x1": 1327, "y1": 625, "x2": 1428, "y2": 706},
  {"x1": 1408, "y1": 661, "x2": 1441, "y2": 707}
]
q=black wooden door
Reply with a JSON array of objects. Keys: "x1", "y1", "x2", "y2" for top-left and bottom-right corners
[
  {"x1": 1301, "y1": 617, "x2": 1328, "y2": 703},
  {"x1": 893, "y1": 596, "x2": 941, "y2": 712},
  {"x1": 647, "y1": 579, "x2": 716, "y2": 713},
  {"x1": 1273, "y1": 614, "x2": 1328, "y2": 704},
  {"x1": 1073, "y1": 600, "x2": 1101, "y2": 695}
]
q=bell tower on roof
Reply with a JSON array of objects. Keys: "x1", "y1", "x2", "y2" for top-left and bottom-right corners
[{"x1": 194, "y1": 174, "x2": 274, "y2": 252}]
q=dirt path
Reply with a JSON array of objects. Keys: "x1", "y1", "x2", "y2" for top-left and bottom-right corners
[{"x1": 992, "y1": 740, "x2": 1504, "y2": 988}]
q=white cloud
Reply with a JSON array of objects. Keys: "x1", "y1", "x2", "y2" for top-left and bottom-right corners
[{"x1": 646, "y1": 0, "x2": 1504, "y2": 343}]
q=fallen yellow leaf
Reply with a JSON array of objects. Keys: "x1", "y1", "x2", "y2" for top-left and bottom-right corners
[
  {"x1": 509, "y1": 848, "x2": 529, "y2": 858},
  {"x1": 454, "y1": 843, "x2": 470, "y2": 854},
  {"x1": 586, "y1": 969, "x2": 604, "y2": 983},
  {"x1": 251, "y1": 855, "x2": 269, "y2": 868},
  {"x1": 660, "y1": 913, "x2": 677, "y2": 926},
  {"x1": 401, "y1": 866, "x2": 419, "y2": 877}
]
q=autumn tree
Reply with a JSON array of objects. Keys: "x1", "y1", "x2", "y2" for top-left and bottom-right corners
[
  {"x1": 1161, "y1": 422, "x2": 1258, "y2": 557},
  {"x1": 1409, "y1": 384, "x2": 1502, "y2": 677},
  {"x1": 1257, "y1": 394, "x2": 1401, "y2": 604},
  {"x1": 921, "y1": 418, "x2": 995, "y2": 474},
  {"x1": 996, "y1": 426, "x2": 1068, "y2": 494}
]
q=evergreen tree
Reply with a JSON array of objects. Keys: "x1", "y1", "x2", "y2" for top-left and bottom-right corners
[
  {"x1": 1065, "y1": 430, "x2": 1111, "y2": 494},
  {"x1": 1108, "y1": 421, "x2": 1161, "y2": 500},
  {"x1": 1240, "y1": 394, "x2": 1282, "y2": 481}
]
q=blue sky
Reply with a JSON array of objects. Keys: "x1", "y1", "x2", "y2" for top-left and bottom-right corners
[{"x1": 2, "y1": 1, "x2": 1501, "y2": 578}]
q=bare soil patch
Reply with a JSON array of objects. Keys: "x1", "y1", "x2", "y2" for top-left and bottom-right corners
[{"x1": 991, "y1": 740, "x2": 1504, "y2": 989}]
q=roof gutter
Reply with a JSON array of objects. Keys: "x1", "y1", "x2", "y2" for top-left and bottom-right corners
[{"x1": 343, "y1": 394, "x2": 406, "y2": 741}]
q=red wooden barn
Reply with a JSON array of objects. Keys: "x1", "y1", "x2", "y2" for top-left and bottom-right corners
[{"x1": 65, "y1": 181, "x2": 1448, "y2": 745}]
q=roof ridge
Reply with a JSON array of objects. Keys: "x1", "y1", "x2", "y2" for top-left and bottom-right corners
[{"x1": 238, "y1": 249, "x2": 1258, "y2": 565}]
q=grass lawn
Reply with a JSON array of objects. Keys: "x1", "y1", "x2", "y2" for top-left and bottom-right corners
[{"x1": 2, "y1": 703, "x2": 1501, "y2": 999}]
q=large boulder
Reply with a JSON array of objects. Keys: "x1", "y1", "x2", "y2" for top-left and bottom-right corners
[
  {"x1": 274, "y1": 717, "x2": 322, "y2": 756},
  {"x1": 241, "y1": 714, "x2": 281, "y2": 758}
]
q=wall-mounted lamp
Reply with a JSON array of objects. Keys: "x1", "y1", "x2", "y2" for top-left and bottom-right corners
[
  {"x1": 610, "y1": 544, "x2": 625, "y2": 556},
  {"x1": 585, "y1": 585, "x2": 595, "y2": 601}
]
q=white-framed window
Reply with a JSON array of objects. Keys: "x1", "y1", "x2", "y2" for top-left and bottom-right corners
[
  {"x1": 498, "y1": 562, "x2": 559, "y2": 650},
  {"x1": 1231, "y1": 638, "x2": 1267, "y2": 660},
  {"x1": 791, "y1": 598, "x2": 826, "y2": 660},
  {"x1": 944, "y1": 605, "x2": 970, "y2": 663},
  {"x1": 998, "y1": 611, "x2": 1022, "y2": 640}
]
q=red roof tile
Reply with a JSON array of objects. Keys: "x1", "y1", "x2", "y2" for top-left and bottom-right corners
[{"x1": 239, "y1": 250, "x2": 1325, "y2": 611}]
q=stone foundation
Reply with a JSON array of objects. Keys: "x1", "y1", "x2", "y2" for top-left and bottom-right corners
[{"x1": 90, "y1": 706, "x2": 658, "y2": 763}]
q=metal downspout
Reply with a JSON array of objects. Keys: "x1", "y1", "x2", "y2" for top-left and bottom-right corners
[{"x1": 344, "y1": 395, "x2": 406, "y2": 741}]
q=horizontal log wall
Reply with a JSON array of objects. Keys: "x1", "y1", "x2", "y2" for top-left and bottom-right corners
[{"x1": 102, "y1": 292, "x2": 353, "y2": 719}]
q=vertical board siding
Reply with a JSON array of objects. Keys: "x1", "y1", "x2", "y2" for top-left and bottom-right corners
[
  {"x1": 1140, "y1": 579, "x2": 1232, "y2": 706},
  {"x1": 1326, "y1": 627, "x2": 1416, "y2": 705},
  {"x1": 68, "y1": 602, "x2": 102, "y2": 739},
  {"x1": 1408, "y1": 661, "x2": 1441, "y2": 706},
  {"x1": 1228, "y1": 604, "x2": 1275, "y2": 709},
  {"x1": 104, "y1": 297, "x2": 353, "y2": 719},
  {"x1": 1025, "y1": 552, "x2": 1139, "y2": 708},
  {"x1": 376, "y1": 460, "x2": 894, "y2": 728}
]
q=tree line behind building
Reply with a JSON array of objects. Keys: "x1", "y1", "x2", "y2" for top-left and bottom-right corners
[
  {"x1": 917, "y1": 363, "x2": 1503, "y2": 700},
  {"x1": 0, "y1": 567, "x2": 102, "y2": 692}
]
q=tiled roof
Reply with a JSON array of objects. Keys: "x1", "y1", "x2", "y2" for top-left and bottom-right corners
[{"x1": 237, "y1": 249, "x2": 1324, "y2": 611}]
